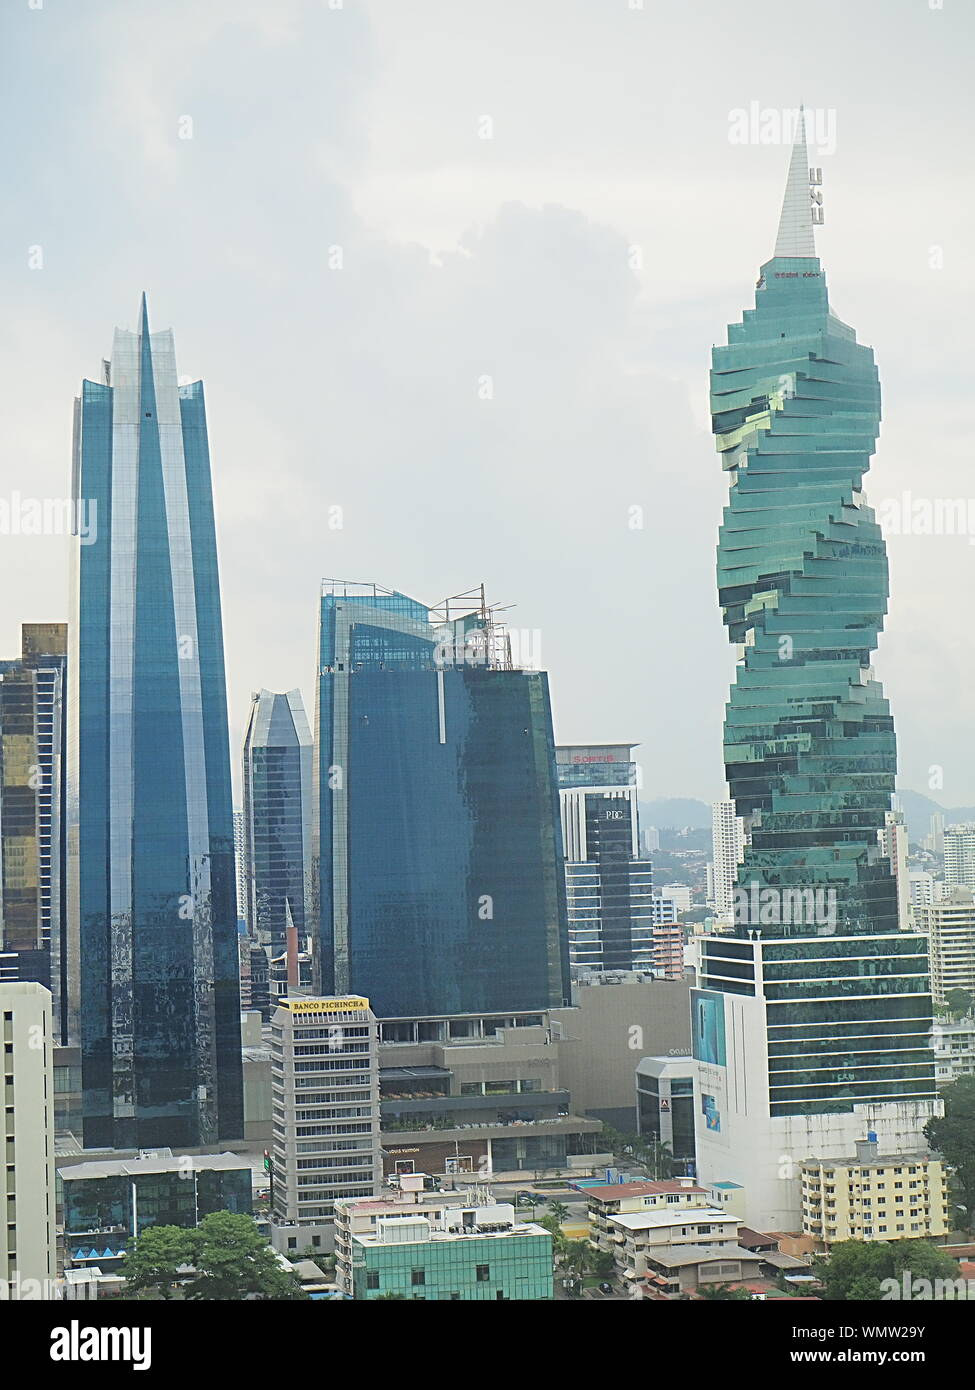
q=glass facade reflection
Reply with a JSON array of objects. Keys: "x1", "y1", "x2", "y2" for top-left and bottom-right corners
[
  {"x1": 67, "y1": 296, "x2": 243, "y2": 1148},
  {"x1": 708, "y1": 115, "x2": 935, "y2": 1115},
  {"x1": 0, "y1": 624, "x2": 67, "y2": 1037},
  {"x1": 557, "y1": 743, "x2": 666, "y2": 975},
  {"x1": 242, "y1": 689, "x2": 313, "y2": 1017},
  {"x1": 314, "y1": 583, "x2": 570, "y2": 1017}
]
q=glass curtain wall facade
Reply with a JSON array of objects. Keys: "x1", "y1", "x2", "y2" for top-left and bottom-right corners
[
  {"x1": 709, "y1": 114, "x2": 935, "y2": 1115},
  {"x1": 242, "y1": 689, "x2": 313, "y2": 1016},
  {"x1": 314, "y1": 583, "x2": 570, "y2": 1018},
  {"x1": 67, "y1": 295, "x2": 243, "y2": 1149},
  {"x1": 556, "y1": 745, "x2": 659, "y2": 974},
  {"x1": 0, "y1": 624, "x2": 68, "y2": 1038}
]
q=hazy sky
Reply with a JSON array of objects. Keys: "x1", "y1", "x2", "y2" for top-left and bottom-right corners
[{"x1": 3, "y1": 0, "x2": 974, "y2": 804}]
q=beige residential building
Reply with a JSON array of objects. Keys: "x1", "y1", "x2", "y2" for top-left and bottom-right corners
[
  {"x1": 608, "y1": 1205, "x2": 739, "y2": 1270},
  {"x1": 586, "y1": 1178, "x2": 709, "y2": 1254},
  {"x1": 2, "y1": 981, "x2": 56, "y2": 1296},
  {"x1": 800, "y1": 1137, "x2": 950, "y2": 1244},
  {"x1": 915, "y1": 888, "x2": 975, "y2": 1007}
]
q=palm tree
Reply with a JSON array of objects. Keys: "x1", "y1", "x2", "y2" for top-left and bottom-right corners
[
  {"x1": 547, "y1": 1200, "x2": 570, "y2": 1225},
  {"x1": 563, "y1": 1239, "x2": 594, "y2": 1280},
  {"x1": 538, "y1": 1213, "x2": 568, "y2": 1258},
  {"x1": 697, "y1": 1282, "x2": 751, "y2": 1301}
]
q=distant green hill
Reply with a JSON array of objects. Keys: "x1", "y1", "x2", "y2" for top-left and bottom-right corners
[
  {"x1": 895, "y1": 789, "x2": 975, "y2": 843},
  {"x1": 639, "y1": 790, "x2": 975, "y2": 844},
  {"x1": 639, "y1": 798, "x2": 712, "y2": 831}
]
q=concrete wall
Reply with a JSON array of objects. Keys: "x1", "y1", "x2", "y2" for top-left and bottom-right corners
[{"x1": 552, "y1": 979, "x2": 692, "y2": 1126}]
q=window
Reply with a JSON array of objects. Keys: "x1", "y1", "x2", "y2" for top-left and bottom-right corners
[
  {"x1": 411, "y1": 1269, "x2": 426, "y2": 1286},
  {"x1": 476, "y1": 1264, "x2": 490, "y2": 1282},
  {"x1": 366, "y1": 1271, "x2": 379, "y2": 1290}
]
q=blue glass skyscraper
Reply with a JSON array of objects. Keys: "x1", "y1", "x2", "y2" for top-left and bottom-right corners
[
  {"x1": 242, "y1": 689, "x2": 313, "y2": 1016},
  {"x1": 67, "y1": 296, "x2": 243, "y2": 1149},
  {"x1": 314, "y1": 582, "x2": 570, "y2": 1017}
]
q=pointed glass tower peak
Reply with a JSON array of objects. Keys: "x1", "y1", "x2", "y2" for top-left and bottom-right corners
[{"x1": 773, "y1": 106, "x2": 816, "y2": 258}]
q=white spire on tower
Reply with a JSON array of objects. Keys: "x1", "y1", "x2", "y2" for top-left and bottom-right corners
[{"x1": 773, "y1": 105, "x2": 817, "y2": 258}]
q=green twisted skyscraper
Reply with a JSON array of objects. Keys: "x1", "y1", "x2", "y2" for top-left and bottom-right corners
[
  {"x1": 712, "y1": 119, "x2": 898, "y2": 935},
  {"x1": 693, "y1": 112, "x2": 938, "y2": 1233}
]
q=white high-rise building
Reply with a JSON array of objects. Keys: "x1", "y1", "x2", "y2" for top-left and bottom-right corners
[
  {"x1": 660, "y1": 883, "x2": 692, "y2": 914},
  {"x1": 710, "y1": 801, "x2": 745, "y2": 919},
  {"x1": 909, "y1": 871, "x2": 934, "y2": 907},
  {"x1": 270, "y1": 994, "x2": 382, "y2": 1251},
  {"x1": 914, "y1": 889, "x2": 975, "y2": 1009},
  {"x1": 927, "y1": 812, "x2": 946, "y2": 856},
  {"x1": 233, "y1": 809, "x2": 247, "y2": 923},
  {"x1": 879, "y1": 811, "x2": 910, "y2": 930},
  {"x1": 1, "y1": 982, "x2": 56, "y2": 1297},
  {"x1": 944, "y1": 825, "x2": 975, "y2": 892}
]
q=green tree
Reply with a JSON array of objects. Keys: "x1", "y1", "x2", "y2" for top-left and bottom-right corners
[
  {"x1": 547, "y1": 1201, "x2": 570, "y2": 1225},
  {"x1": 816, "y1": 1239, "x2": 958, "y2": 1301},
  {"x1": 121, "y1": 1224, "x2": 196, "y2": 1300},
  {"x1": 591, "y1": 1249, "x2": 617, "y2": 1279},
  {"x1": 926, "y1": 1075, "x2": 975, "y2": 1229},
  {"x1": 944, "y1": 989, "x2": 974, "y2": 1019},
  {"x1": 184, "y1": 1211, "x2": 308, "y2": 1300}
]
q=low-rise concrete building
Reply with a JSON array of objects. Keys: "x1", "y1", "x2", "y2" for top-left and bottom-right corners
[
  {"x1": 552, "y1": 976, "x2": 692, "y2": 1131},
  {"x1": 350, "y1": 1202, "x2": 553, "y2": 1301},
  {"x1": 607, "y1": 1203, "x2": 741, "y2": 1283},
  {"x1": 377, "y1": 1010, "x2": 601, "y2": 1178},
  {"x1": 585, "y1": 1177, "x2": 709, "y2": 1255},
  {"x1": 58, "y1": 1150, "x2": 252, "y2": 1272},
  {"x1": 635, "y1": 1055, "x2": 696, "y2": 1171},
  {"x1": 333, "y1": 1173, "x2": 487, "y2": 1294}
]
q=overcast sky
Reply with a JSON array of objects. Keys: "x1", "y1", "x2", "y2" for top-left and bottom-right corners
[{"x1": 3, "y1": 0, "x2": 974, "y2": 805}]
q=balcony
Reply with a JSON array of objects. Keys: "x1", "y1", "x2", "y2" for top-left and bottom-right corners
[{"x1": 380, "y1": 1113, "x2": 602, "y2": 1145}]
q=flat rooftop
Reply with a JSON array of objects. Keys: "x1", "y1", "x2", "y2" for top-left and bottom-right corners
[
  {"x1": 609, "y1": 1206, "x2": 735, "y2": 1233},
  {"x1": 586, "y1": 1180, "x2": 706, "y2": 1202},
  {"x1": 801, "y1": 1153, "x2": 937, "y2": 1168},
  {"x1": 353, "y1": 1221, "x2": 546, "y2": 1248},
  {"x1": 58, "y1": 1151, "x2": 249, "y2": 1181},
  {"x1": 644, "y1": 1244, "x2": 762, "y2": 1270}
]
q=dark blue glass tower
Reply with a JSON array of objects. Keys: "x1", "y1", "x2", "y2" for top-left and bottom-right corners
[
  {"x1": 242, "y1": 689, "x2": 313, "y2": 1016},
  {"x1": 314, "y1": 582, "x2": 570, "y2": 1017},
  {"x1": 67, "y1": 296, "x2": 243, "y2": 1148}
]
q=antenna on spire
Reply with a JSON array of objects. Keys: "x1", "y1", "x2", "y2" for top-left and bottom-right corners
[{"x1": 773, "y1": 106, "x2": 818, "y2": 257}]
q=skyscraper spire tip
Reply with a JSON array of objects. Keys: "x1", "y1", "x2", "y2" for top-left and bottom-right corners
[{"x1": 773, "y1": 106, "x2": 816, "y2": 258}]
